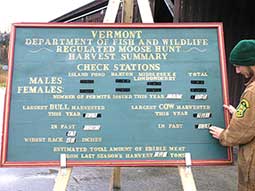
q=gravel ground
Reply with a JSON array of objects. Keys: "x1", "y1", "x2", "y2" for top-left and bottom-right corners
[
  {"x1": 0, "y1": 163, "x2": 238, "y2": 191},
  {"x1": 66, "y1": 163, "x2": 237, "y2": 191}
]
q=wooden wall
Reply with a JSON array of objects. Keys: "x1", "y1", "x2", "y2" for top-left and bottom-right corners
[{"x1": 174, "y1": 0, "x2": 255, "y2": 106}]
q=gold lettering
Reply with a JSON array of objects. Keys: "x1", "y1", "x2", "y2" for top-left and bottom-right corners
[
  {"x1": 24, "y1": 137, "x2": 46, "y2": 142},
  {"x1": 168, "y1": 123, "x2": 183, "y2": 128},
  {"x1": 131, "y1": 105, "x2": 157, "y2": 110},
  {"x1": 17, "y1": 86, "x2": 63, "y2": 94},
  {"x1": 22, "y1": 105, "x2": 48, "y2": 110},
  {"x1": 91, "y1": 30, "x2": 142, "y2": 39},
  {"x1": 77, "y1": 64, "x2": 109, "y2": 71},
  {"x1": 47, "y1": 137, "x2": 64, "y2": 142},
  {"x1": 81, "y1": 137, "x2": 102, "y2": 142}
]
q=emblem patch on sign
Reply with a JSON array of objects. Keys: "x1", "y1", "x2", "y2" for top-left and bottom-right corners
[{"x1": 236, "y1": 98, "x2": 250, "y2": 118}]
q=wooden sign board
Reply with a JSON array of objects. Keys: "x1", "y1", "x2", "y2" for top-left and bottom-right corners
[{"x1": 1, "y1": 23, "x2": 231, "y2": 167}]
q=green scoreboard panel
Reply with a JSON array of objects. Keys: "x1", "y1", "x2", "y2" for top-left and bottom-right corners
[{"x1": 1, "y1": 23, "x2": 231, "y2": 167}]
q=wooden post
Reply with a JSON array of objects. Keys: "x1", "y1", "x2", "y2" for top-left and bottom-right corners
[
  {"x1": 110, "y1": 167, "x2": 121, "y2": 190},
  {"x1": 136, "y1": 0, "x2": 154, "y2": 23},
  {"x1": 53, "y1": 168, "x2": 73, "y2": 191},
  {"x1": 105, "y1": 0, "x2": 154, "y2": 190},
  {"x1": 173, "y1": 0, "x2": 181, "y2": 22},
  {"x1": 122, "y1": 0, "x2": 134, "y2": 23},
  {"x1": 103, "y1": 0, "x2": 122, "y2": 23},
  {"x1": 178, "y1": 166, "x2": 197, "y2": 191},
  {"x1": 109, "y1": 1, "x2": 134, "y2": 189}
]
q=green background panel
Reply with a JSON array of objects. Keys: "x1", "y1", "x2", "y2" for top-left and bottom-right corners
[{"x1": 3, "y1": 24, "x2": 230, "y2": 166}]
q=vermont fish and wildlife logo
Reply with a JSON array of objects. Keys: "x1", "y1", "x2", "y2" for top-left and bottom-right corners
[{"x1": 236, "y1": 98, "x2": 250, "y2": 118}]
